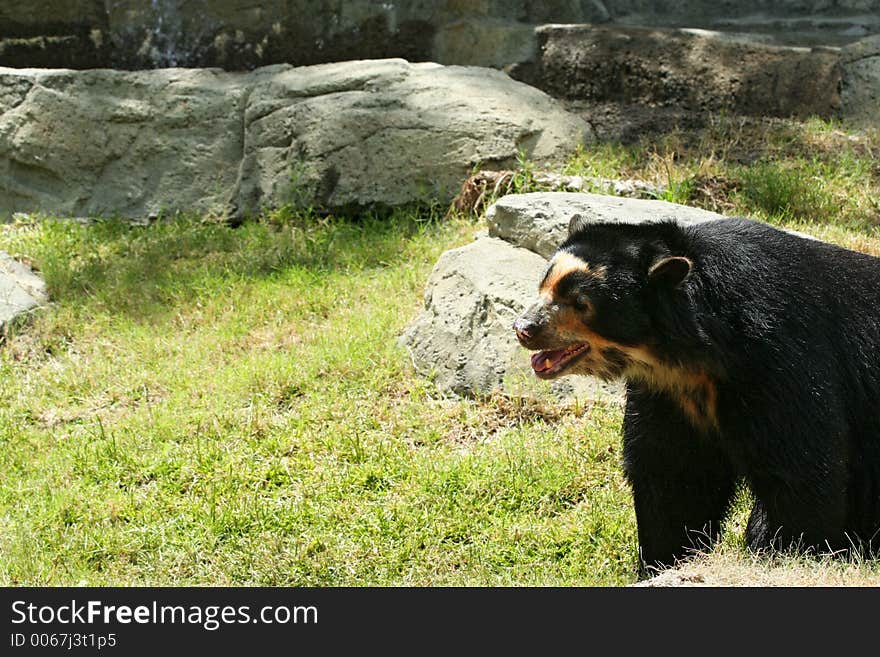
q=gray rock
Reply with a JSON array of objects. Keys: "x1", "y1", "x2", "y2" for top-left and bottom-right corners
[
  {"x1": 235, "y1": 60, "x2": 592, "y2": 215},
  {"x1": 518, "y1": 24, "x2": 844, "y2": 119},
  {"x1": 432, "y1": 19, "x2": 537, "y2": 69},
  {"x1": 399, "y1": 233, "x2": 622, "y2": 403},
  {"x1": 0, "y1": 60, "x2": 592, "y2": 220},
  {"x1": 486, "y1": 192, "x2": 722, "y2": 259},
  {"x1": 4, "y1": 1, "x2": 879, "y2": 70},
  {"x1": 0, "y1": 251, "x2": 47, "y2": 332},
  {"x1": 401, "y1": 191, "x2": 726, "y2": 402},
  {"x1": 841, "y1": 35, "x2": 880, "y2": 125},
  {"x1": 0, "y1": 67, "x2": 247, "y2": 220}
]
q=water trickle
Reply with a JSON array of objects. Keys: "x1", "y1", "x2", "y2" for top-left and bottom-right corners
[{"x1": 146, "y1": 0, "x2": 197, "y2": 67}]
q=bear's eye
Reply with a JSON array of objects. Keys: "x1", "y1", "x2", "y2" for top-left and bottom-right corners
[
  {"x1": 567, "y1": 293, "x2": 592, "y2": 311},
  {"x1": 555, "y1": 271, "x2": 595, "y2": 311}
]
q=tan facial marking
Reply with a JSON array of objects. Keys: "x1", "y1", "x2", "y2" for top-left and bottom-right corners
[
  {"x1": 551, "y1": 316, "x2": 720, "y2": 431},
  {"x1": 534, "y1": 251, "x2": 717, "y2": 432},
  {"x1": 556, "y1": 306, "x2": 592, "y2": 337},
  {"x1": 540, "y1": 252, "x2": 606, "y2": 298}
]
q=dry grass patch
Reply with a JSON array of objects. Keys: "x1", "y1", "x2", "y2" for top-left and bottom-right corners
[{"x1": 639, "y1": 550, "x2": 880, "y2": 587}]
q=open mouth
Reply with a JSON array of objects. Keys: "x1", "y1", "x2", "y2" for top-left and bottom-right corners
[{"x1": 530, "y1": 343, "x2": 590, "y2": 379}]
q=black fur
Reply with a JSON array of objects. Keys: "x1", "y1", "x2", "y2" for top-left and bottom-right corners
[{"x1": 562, "y1": 217, "x2": 880, "y2": 574}]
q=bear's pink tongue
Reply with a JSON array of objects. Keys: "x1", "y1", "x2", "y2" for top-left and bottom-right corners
[{"x1": 531, "y1": 349, "x2": 569, "y2": 373}]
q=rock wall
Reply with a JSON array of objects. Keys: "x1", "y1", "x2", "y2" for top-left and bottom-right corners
[
  {"x1": 518, "y1": 24, "x2": 844, "y2": 119},
  {"x1": 4, "y1": 3, "x2": 879, "y2": 129},
  {"x1": 0, "y1": 60, "x2": 591, "y2": 220},
  {"x1": 841, "y1": 35, "x2": 880, "y2": 124},
  {"x1": 2, "y1": 1, "x2": 879, "y2": 70}
]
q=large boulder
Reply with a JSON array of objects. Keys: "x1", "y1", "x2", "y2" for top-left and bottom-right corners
[
  {"x1": 518, "y1": 24, "x2": 844, "y2": 119},
  {"x1": 235, "y1": 60, "x2": 592, "y2": 215},
  {"x1": 486, "y1": 191, "x2": 722, "y2": 259},
  {"x1": 0, "y1": 67, "x2": 247, "y2": 220},
  {"x1": 400, "y1": 192, "x2": 726, "y2": 402},
  {"x1": 0, "y1": 60, "x2": 592, "y2": 220}
]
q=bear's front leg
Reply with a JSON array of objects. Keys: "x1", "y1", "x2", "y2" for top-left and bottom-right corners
[{"x1": 623, "y1": 385, "x2": 737, "y2": 577}]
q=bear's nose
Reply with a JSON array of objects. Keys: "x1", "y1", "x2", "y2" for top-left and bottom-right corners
[{"x1": 513, "y1": 317, "x2": 537, "y2": 344}]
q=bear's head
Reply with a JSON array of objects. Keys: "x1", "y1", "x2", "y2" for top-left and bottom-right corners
[{"x1": 513, "y1": 215, "x2": 695, "y2": 383}]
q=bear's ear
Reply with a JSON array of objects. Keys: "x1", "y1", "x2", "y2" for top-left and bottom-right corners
[
  {"x1": 568, "y1": 214, "x2": 589, "y2": 237},
  {"x1": 648, "y1": 256, "x2": 693, "y2": 288}
]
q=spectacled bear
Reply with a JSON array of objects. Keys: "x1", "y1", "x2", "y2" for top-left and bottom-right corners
[{"x1": 514, "y1": 215, "x2": 880, "y2": 575}]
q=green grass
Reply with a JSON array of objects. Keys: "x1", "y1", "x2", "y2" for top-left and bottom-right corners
[
  {"x1": 0, "y1": 210, "x2": 637, "y2": 585},
  {"x1": 560, "y1": 115, "x2": 880, "y2": 228},
  {"x1": 2, "y1": 115, "x2": 880, "y2": 586}
]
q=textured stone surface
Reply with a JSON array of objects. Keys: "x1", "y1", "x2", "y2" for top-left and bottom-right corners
[
  {"x1": 0, "y1": 60, "x2": 592, "y2": 220},
  {"x1": 235, "y1": 60, "x2": 592, "y2": 215},
  {"x1": 486, "y1": 192, "x2": 723, "y2": 259},
  {"x1": 0, "y1": 67, "x2": 247, "y2": 220},
  {"x1": 841, "y1": 35, "x2": 880, "y2": 124},
  {"x1": 4, "y1": 3, "x2": 874, "y2": 137},
  {"x1": 0, "y1": 251, "x2": 46, "y2": 331},
  {"x1": 3, "y1": 1, "x2": 878, "y2": 70},
  {"x1": 519, "y1": 24, "x2": 844, "y2": 119},
  {"x1": 432, "y1": 18, "x2": 537, "y2": 69},
  {"x1": 400, "y1": 192, "x2": 725, "y2": 402}
]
